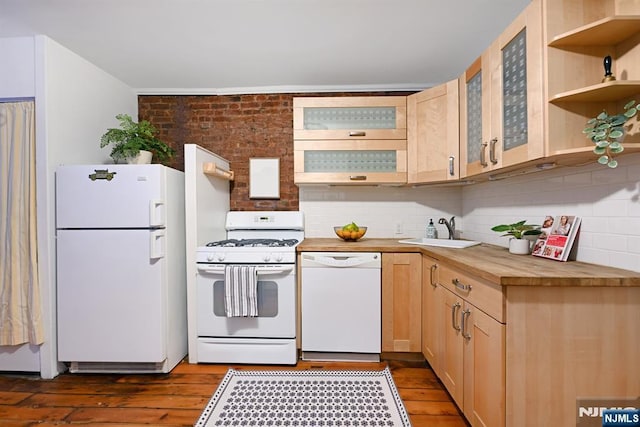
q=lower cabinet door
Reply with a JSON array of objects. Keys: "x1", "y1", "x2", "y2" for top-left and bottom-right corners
[
  {"x1": 382, "y1": 253, "x2": 422, "y2": 352},
  {"x1": 440, "y1": 287, "x2": 464, "y2": 406},
  {"x1": 463, "y1": 303, "x2": 506, "y2": 427},
  {"x1": 421, "y1": 257, "x2": 441, "y2": 375}
]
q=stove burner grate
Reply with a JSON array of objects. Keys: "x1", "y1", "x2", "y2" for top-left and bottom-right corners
[{"x1": 206, "y1": 238, "x2": 299, "y2": 248}]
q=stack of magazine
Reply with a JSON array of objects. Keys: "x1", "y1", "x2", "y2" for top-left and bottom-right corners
[{"x1": 531, "y1": 215, "x2": 581, "y2": 262}]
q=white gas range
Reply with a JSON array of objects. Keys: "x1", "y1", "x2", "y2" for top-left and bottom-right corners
[{"x1": 195, "y1": 211, "x2": 304, "y2": 365}]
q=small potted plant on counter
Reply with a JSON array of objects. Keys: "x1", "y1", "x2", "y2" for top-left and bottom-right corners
[
  {"x1": 491, "y1": 220, "x2": 542, "y2": 255},
  {"x1": 100, "y1": 113, "x2": 175, "y2": 164}
]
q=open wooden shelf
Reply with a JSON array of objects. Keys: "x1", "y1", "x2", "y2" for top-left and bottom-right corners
[
  {"x1": 549, "y1": 15, "x2": 640, "y2": 47},
  {"x1": 549, "y1": 80, "x2": 640, "y2": 103}
]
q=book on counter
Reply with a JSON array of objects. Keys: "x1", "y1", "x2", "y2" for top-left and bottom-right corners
[{"x1": 531, "y1": 215, "x2": 581, "y2": 262}]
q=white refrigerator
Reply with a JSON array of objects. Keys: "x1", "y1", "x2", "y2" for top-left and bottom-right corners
[{"x1": 55, "y1": 164, "x2": 187, "y2": 373}]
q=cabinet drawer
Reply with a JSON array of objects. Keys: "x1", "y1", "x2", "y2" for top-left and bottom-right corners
[{"x1": 439, "y1": 263, "x2": 504, "y2": 323}]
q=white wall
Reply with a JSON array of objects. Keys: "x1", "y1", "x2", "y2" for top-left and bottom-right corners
[
  {"x1": 0, "y1": 37, "x2": 35, "y2": 98},
  {"x1": 0, "y1": 35, "x2": 137, "y2": 378},
  {"x1": 299, "y1": 152, "x2": 640, "y2": 273},
  {"x1": 35, "y1": 35, "x2": 138, "y2": 378},
  {"x1": 0, "y1": 37, "x2": 39, "y2": 372}
]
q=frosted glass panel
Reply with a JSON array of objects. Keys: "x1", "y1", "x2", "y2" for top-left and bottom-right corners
[
  {"x1": 502, "y1": 29, "x2": 528, "y2": 151},
  {"x1": 466, "y1": 71, "x2": 483, "y2": 164},
  {"x1": 304, "y1": 150, "x2": 397, "y2": 172},
  {"x1": 304, "y1": 107, "x2": 396, "y2": 130}
]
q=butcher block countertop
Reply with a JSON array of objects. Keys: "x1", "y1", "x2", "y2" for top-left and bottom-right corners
[{"x1": 297, "y1": 238, "x2": 640, "y2": 287}]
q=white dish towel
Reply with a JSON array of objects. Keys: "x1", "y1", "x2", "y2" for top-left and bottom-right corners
[{"x1": 224, "y1": 265, "x2": 259, "y2": 317}]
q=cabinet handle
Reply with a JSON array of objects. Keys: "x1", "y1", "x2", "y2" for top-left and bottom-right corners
[
  {"x1": 453, "y1": 278, "x2": 472, "y2": 292},
  {"x1": 489, "y1": 138, "x2": 498, "y2": 164},
  {"x1": 448, "y1": 156, "x2": 455, "y2": 176},
  {"x1": 461, "y1": 309, "x2": 471, "y2": 340},
  {"x1": 451, "y1": 302, "x2": 461, "y2": 331},
  {"x1": 349, "y1": 131, "x2": 366, "y2": 137},
  {"x1": 429, "y1": 264, "x2": 438, "y2": 287},
  {"x1": 480, "y1": 142, "x2": 488, "y2": 167},
  {"x1": 349, "y1": 175, "x2": 367, "y2": 181}
]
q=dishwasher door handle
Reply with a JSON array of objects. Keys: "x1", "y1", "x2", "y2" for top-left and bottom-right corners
[{"x1": 302, "y1": 253, "x2": 380, "y2": 268}]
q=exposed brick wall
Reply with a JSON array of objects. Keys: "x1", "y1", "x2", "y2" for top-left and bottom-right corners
[{"x1": 138, "y1": 92, "x2": 412, "y2": 211}]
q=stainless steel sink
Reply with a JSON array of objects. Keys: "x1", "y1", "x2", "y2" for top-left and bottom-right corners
[{"x1": 398, "y1": 238, "x2": 481, "y2": 249}]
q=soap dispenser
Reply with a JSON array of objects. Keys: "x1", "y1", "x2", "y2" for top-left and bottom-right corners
[{"x1": 426, "y1": 219, "x2": 438, "y2": 239}]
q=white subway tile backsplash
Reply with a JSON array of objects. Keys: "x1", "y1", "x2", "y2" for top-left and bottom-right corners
[
  {"x1": 591, "y1": 165, "x2": 629, "y2": 184},
  {"x1": 299, "y1": 153, "x2": 640, "y2": 272},
  {"x1": 608, "y1": 217, "x2": 640, "y2": 236},
  {"x1": 300, "y1": 186, "x2": 462, "y2": 239},
  {"x1": 592, "y1": 200, "x2": 628, "y2": 217},
  {"x1": 562, "y1": 171, "x2": 592, "y2": 186},
  {"x1": 594, "y1": 234, "x2": 628, "y2": 251},
  {"x1": 614, "y1": 252, "x2": 640, "y2": 272},
  {"x1": 628, "y1": 163, "x2": 640, "y2": 180}
]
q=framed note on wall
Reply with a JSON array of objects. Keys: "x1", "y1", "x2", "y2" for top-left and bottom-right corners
[{"x1": 249, "y1": 158, "x2": 280, "y2": 199}]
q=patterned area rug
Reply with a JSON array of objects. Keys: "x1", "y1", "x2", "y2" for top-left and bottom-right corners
[{"x1": 195, "y1": 367, "x2": 411, "y2": 426}]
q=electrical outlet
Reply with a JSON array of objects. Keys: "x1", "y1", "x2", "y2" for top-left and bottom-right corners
[{"x1": 395, "y1": 222, "x2": 403, "y2": 235}]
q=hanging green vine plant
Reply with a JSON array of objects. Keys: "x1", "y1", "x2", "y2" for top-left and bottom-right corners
[{"x1": 583, "y1": 100, "x2": 637, "y2": 168}]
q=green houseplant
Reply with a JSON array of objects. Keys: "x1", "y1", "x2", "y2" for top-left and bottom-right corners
[
  {"x1": 583, "y1": 100, "x2": 637, "y2": 168},
  {"x1": 100, "y1": 114, "x2": 175, "y2": 164},
  {"x1": 492, "y1": 220, "x2": 542, "y2": 255}
]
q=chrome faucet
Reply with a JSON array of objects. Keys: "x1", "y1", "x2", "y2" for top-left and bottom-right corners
[{"x1": 439, "y1": 216, "x2": 456, "y2": 240}]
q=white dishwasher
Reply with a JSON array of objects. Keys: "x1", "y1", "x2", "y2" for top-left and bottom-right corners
[{"x1": 300, "y1": 252, "x2": 381, "y2": 362}]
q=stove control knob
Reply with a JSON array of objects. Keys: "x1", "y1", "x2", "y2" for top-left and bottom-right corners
[
  {"x1": 274, "y1": 253, "x2": 284, "y2": 262},
  {"x1": 216, "y1": 253, "x2": 226, "y2": 262},
  {"x1": 206, "y1": 254, "x2": 215, "y2": 262},
  {"x1": 263, "y1": 254, "x2": 271, "y2": 262}
]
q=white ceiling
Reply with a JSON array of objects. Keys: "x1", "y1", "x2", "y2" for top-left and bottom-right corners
[{"x1": 0, "y1": 0, "x2": 531, "y2": 95}]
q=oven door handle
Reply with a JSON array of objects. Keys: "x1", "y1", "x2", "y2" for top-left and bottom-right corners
[{"x1": 197, "y1": 265, "x2": 294, "y2": 276}]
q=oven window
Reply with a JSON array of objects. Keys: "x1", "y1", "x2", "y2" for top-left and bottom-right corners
[{"x1": 212, "y1": 280, "x2": 278, "y2": 317}]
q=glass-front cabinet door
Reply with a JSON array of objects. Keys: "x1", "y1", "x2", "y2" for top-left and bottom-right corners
[
  {"x1": 293, "y1": 97, "x2": 407, "y2": 184},
  {"x1": 460, "y1": 0, "x2": 544, "y2": 178},
  {"x1": 294, "y1": 96, "x2": 406, "y2": 140},
  {"x1": 460, "y1": 52, "x2": 492, "y2": 177}
]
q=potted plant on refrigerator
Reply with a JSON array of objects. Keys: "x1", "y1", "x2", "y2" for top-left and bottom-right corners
[
  {"x1": 491, "y1": 220, "x2": 542, "y2": 254},
  {"x1": 100, "y1": 114, "x2": 175, "y2": 164}
]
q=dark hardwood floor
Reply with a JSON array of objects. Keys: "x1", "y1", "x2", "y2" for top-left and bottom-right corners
[{"x1": 0, "y1": 357, "x2": 468, "y2": 426}]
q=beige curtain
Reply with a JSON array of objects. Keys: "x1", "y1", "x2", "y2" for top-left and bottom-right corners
[{"x1": 0, "y1": 101, "x2": 44, "y2": 345}]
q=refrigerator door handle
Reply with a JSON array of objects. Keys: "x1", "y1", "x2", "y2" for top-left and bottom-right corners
[
  {"x1": 150, "y1": 230, "x2": 166, "y2": 259},
  {"x1": 149, "y1": 199, "x2": 166, "y2": 227}
]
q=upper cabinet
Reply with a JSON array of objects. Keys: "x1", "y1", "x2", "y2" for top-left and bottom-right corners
[
  {"x1": 544, "y1": 0, "x2": 640, "y2": 157},
  {"x1": 460, "y1": 0, "x2": 544, "y2": 178},
  {"x1": 407, "y1": 80, "x2": 460, "y2": 184},
  {"x1": 293, "y1": 96, "x2": 407, "y2": 185},
  {"x1": 293, "y1": 0, "x2": 640, "y2": 187}
]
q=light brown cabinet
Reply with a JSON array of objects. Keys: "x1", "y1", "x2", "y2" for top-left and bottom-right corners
[
  {"x1": 407, "y1": 80, "x2": 460, "y2": 184},
  {"x1": 544, "y1": 0, "x2": 640, "y2": 160},
  {"x1": 431, "y1": 262, "x2": 506, "y2": 427},
  {"x1": 293, "y1": 96, "x2": 408, "y2": 185},
  {"x1": 460, "y1": 0, "x2": 544, "y2": 178},
  {"x1": 381, "y1": 253, "x2": 421, "y2": 352},
  {"x1": 424, "y1": 256, "x2": 639, "y2": 427},
  {"x1": 421, "y1": 255, "x2": 441, "y2": 373},
  {"x1": 505, "y1": 285, "x2": 640, "y2": 427}
]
